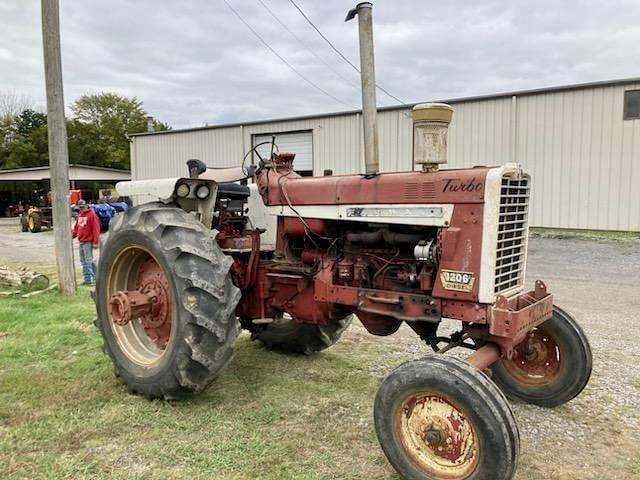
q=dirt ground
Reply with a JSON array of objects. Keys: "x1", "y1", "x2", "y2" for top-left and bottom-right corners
[{"x1": 1, "y1": 217, "x2": 639, "y2": 479}]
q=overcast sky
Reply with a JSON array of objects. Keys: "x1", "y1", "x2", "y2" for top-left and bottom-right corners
[{"x1": 1, "y1": 0, "x2": 639, "y2": 129}]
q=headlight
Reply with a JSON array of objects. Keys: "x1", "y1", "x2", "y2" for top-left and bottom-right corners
[
  {"x1": 195, "y1": 184, "x2": 210, "y2": 199},
  {"x1": 176, "y1": 182, "x2": 190, "y2": 198}
]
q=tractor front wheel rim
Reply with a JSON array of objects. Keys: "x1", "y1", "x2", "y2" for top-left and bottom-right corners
[
  {"x1": 501, "y1": 326, "x2": 561, "y2": 385},
  {"x1": 394, "y1": 391, "x2": 479, "y2": 479}
]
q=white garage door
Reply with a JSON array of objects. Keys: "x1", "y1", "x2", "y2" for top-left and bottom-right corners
[{"x1": 254, "y1": 130, "x2": 313, "y2": 174}]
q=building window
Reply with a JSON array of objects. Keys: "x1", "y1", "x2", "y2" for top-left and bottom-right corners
[
  {"x1": 624, "y1": 90, "x2": 640, "y2": 120},
  {"x1": 253, "y1": 130, "x2": 313, "y2": 176}
]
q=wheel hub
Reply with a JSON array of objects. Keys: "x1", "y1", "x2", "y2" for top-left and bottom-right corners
[
  {"x1": 423, "y1": 424, "x2": 444, "y2": 447},
  {"x1": 523, "y1": 336, "x2": 545, "y2": 361},
  {"x1": 108, "y1": 288, "x2": 161, "y2": 326},
  {"x1": 109, "y1": 291, "x2": 134, "y2": 325},
  {"x1": 138, "y1": 281, "x2": 168, "y2": 329},
  {"x1": 503, "y1": 327, "x2": 561, "y2": 384}
]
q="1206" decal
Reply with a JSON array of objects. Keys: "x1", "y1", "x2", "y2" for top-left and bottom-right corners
[{"x1": 440, "y1": 270, "x2": 475, "y2": 292}]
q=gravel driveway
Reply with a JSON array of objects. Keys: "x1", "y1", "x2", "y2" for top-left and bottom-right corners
[{"x1": 0, "y1": 216, "x2": 101, "y2": 266}]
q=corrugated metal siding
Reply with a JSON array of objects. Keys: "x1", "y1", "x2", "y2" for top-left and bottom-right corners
[
  {"x1": 131, "y1": 83, "x2": 640, "y2": 231},
  {"x1": 447, "y1": 97, "x2": 513, "y2": 168},
  {"x1": 514, "y1": 82, "x2": 640, "y2": 231},
  {"x1": 133, "y1": 126, "x2": 244, "y2": 180},
  {"x1": 254, "y1": 131, "x2": 313, "y2": 171}
]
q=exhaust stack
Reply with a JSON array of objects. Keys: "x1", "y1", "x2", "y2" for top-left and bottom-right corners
[{"x1": 346, "y1": 2, "x2": 379, "y2": 176}]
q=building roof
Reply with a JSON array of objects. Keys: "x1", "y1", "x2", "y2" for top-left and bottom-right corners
[
  {"x1": 0, "y1": 164, "x2": 131, "y2": 182},
  {"x1": 130, "y1": 77, "x2": 640, "y2": 138}
]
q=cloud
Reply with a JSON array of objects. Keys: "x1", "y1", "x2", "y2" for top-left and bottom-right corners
[{"x1": 0, "y1": 0, "x2": 638, "y2": 128}]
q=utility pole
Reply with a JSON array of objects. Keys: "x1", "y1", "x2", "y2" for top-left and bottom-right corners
[{"x1": 41, "y1": 0, "x2": 76, "y2": 294}]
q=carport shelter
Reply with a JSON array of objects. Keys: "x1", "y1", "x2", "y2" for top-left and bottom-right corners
[{"x1": 0, "y1": 164, "x2": 130, "y2": 216}]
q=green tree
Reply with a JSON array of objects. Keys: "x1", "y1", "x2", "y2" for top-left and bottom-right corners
[
  {"x1": 0, "y1": 109, "x2": 48, "y2": 169},
  {"x1": 2, "y1": 126, "x2": 49, "y2": 169},
  {"x1": 14, "y1": 109, "x2": 47, "y2": 137},
  {"x1": 70, "y1": 92, "x2": 168, "y2": 169}
]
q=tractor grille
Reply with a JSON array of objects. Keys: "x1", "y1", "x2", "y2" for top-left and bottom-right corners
[{"x1": 494, "y1": 175, "x2": 530, "y2": 294}]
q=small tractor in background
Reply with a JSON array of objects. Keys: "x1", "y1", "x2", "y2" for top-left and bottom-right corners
[
  {"x1": 94, "y1": 4, "x2": 592, "y2": 479},
  {"x1": 20, "y1": 188, "x2": 83, "y2": 233}
]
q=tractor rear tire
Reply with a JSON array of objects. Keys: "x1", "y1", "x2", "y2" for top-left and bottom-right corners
[
  {"x1": 248, "y1": 314, "x2": 353, "y2": 355},
  {"x1": 95, "y1": 202, "x2": 241, "y2": 399},
  {"x1": 489, "y1": 305, "x2": 592, "y2": 408},
  {"x1": 375, "y1": 355, "x2": 520, "y2": 480},
  {"x1": 28, "y1": 212, "x2": 42, "y2": 233}
]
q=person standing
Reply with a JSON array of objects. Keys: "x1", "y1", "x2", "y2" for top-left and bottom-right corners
[{"x1": 72, "y1": 200, "x2": 100, "y2": 285}]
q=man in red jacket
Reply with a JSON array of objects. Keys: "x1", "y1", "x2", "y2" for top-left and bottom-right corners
[{"x1": 72, "y1": 200, "x2": 101, "y2": 285}]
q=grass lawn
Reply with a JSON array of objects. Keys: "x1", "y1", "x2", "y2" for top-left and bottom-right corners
[{"x1": 0, "y1": 288, "x2": 402, "y2": 480}]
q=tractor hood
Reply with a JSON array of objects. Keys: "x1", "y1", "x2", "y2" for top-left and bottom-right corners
[{"x1": 116, "y1": 177, "x2": 217, "y2": 202}]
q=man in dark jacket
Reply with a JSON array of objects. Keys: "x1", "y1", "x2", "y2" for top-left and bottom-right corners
[{"x1": 72, "y1": 200, "x2": 101, "y2": 285}]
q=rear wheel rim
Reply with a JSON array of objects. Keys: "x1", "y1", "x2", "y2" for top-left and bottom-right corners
[
  {"x1": 501, "y1": 326, "x2": 561, "y2": 385},
  {"x1": 106, "y1": 246, "x2": 174, "y2": 366},
  {"x1": 394, "y1": 391, "x2": 479, "y2": 479}
]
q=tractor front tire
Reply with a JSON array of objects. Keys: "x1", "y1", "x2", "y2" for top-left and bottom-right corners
[
  {"x1": 489, "y1": 305, "x2": 592, "y2": 408},
  {"x1": 20, "y1": 214, "x2": 29, "y2": 232},
  {"x1": 95, "y1": 202, "x2": 241, "y2": 399},
  {"x1": 248, "y1": 314, "x2": 352, "y2": 355},
  {"x1": 375, "y1": 355, "x2": 520, "y2": 480},
  {"x1": 28, "y1": 212, "x2": 42, "y2": 233}
]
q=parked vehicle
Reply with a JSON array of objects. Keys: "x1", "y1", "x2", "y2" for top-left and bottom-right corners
[
  {"x1": 20, "y1": 189, "x2": 54, "y2": 233},
  {"x1": 93, "y1": 5, "x2": 591, "y2": 479}
]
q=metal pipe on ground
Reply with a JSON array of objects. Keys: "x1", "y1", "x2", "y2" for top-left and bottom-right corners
[{"x1": 346, "y1": 2, "x2": 379, "y2": 176}]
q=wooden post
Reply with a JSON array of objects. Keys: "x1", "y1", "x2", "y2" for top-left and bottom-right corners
[{"x1": 41, "y1": 0, "x2": 76, "y2": 294}]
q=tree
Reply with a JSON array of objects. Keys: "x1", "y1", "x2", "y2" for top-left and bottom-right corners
[
  {"x1": 0, "y1": 108, "x2": 48, "y2": 170},
  {"x1": 0, "y1": 92, "x2": 169, "y2": 170},
  {"x1": 15, "y1": 109, "x2": 47, "y2": 137},
  {"x1": 0, "y1": 94, "x2": 40, "y2": 166},
  {"x1": 1, "y1": 124, "x2": 48, "y2": 169},
  {"x1": 70, "y1": 92, "x2": 168, "y2": 169}
]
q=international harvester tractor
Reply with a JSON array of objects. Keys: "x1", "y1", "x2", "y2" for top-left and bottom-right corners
[{"x1": 95, "y1": 4, "x2": 592, "y2": 479}]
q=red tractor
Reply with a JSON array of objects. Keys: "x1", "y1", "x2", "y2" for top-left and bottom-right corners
[{"x1": 94, "y1": 4, "x2": 591, "y2": 479}]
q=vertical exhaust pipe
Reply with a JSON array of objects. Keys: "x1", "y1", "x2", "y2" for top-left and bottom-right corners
[{"x1": 346, "y1": 2, "x2": 379, "y2": 176}]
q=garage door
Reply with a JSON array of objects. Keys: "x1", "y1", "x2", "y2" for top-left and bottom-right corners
[{"x1": 254, "y1": 130, "x2": 313, "y2": 174}]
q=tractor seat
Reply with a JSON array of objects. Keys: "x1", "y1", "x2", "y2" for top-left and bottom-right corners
[
  {"x1": 217, "y1": 182, "x2": 250, "y2": 199},
  {"x1": 198, "y1": 165, "x2": 248, "y2": 184}
]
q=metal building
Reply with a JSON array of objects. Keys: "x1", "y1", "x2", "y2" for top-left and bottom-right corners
[
  {"x1": 130, "y1": 78, "x2": 640, "y2": 232},
  {"x1": 0, "y1": 165, "x2": 131, "y2": 217}
]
